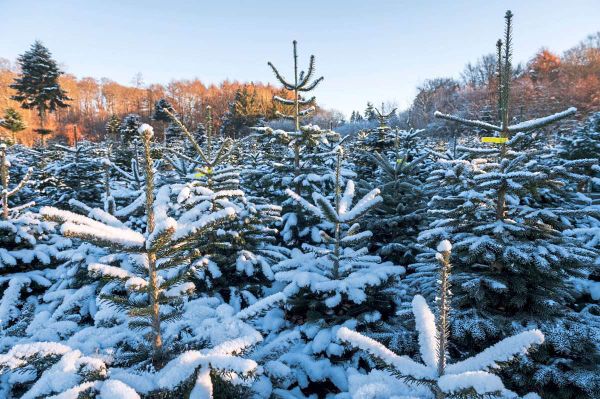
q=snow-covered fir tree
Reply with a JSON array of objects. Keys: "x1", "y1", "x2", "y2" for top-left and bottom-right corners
[
  {"x1": 262, "y1": 41, "x2": 357, "y2": 245},
  {"x1": 357, "y1": 132, "x2": 431, "y2": 266},
  {"x1": 423, "y1": 11, "x2": 600, "y2": 398},
  {"x1": 337, "y1": 240, "x2": 545, "y2": 399},
  {"x1": 0, "y1": 143, "x2": 74, "y2": 352},
  {"x1": 105, "y1": 114, "x2": 121, "y2": 142},
  {"x1": 254, "y1": 148, "x2": 403, "y2": 397},
  {"x1": 119, "y1": 114, "x2": 143, "y2": 145},
  {"x1": 0, "y1": 124, "x2": 269, "y2": 398},
  {"x1": 42, "y1": 141, "x2": 107, "y2": 208},
  {"x1": 160, "y1": 106, "x2": 287, "y2": 312}
]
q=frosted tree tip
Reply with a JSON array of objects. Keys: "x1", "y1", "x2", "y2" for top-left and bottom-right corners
[
  {"x1": 138, "y1": 123, "x2": 154, "y2": 137},
  {"x1": 0, "y1": 144, "x2": 6, "y2": 150},
  {"x1": 437, "y1": 240, "x2": 452, "y2": 253},
  {"x1": 411, "y1": 294, "x2": 427, "y2": 307}
]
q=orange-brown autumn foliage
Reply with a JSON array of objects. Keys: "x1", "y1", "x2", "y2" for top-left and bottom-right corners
[{"x1": 0, "y1": 65, "x2": 292, "y2": 145}]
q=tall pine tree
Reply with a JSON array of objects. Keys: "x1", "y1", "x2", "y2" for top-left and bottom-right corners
[{"x1": 10, "y1": 41, "x2": 70, "y2": 146}]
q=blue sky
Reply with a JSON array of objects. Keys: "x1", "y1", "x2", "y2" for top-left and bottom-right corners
[{"x1": 1, "y1": 0, "x2": 598, "y2": 116}]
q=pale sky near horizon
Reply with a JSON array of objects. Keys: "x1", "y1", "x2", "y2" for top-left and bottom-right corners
[{"x1": 1, "y1": 0, "x2": 598, "y2": 117}]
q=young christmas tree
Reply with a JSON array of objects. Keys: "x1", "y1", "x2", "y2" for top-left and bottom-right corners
[
  {"x1": 43, "y1": 141, "x2": 108, "y2": 208},
  {"x1": 364, "y1": 102, "x2": 376, "y2": 121},
  {"x1": 118, "y1": 113, "x2": 143, "y2": 145},
  {"x1": 255, "y1": 148, "x2": 403, "y2": 396},
  {"x1": 221, "y1": 85, "x2": 261, "y2": 139},
  {"x1": 338, "y1": 241, "x2": 545, "y2": 399},
  {"x1": 27, "y1": 124, "x2": 266, "y2": 397},
  {"x1": 358, "y1": 134, "x2": 431, "y2": 266},
  {"x1": 267, "y1": 40, "x2": 324, "y2": 193},
  {"x1": 152, "y1": 98, "x2": 182, "y2": 145},
  {"x1": 162, "y1": 106, "x2": 287, "y2": 312},
  {"x1": 105, "y1": 114, "x2": 121, "y2": 142},
  {"x1": 0, "y1": 108, "x2": 26, "y2": 145},
  {"x1": 261, "y1": 43, "x2": 354, "y2": 245},
  {"x1": 10, "y1": 41, "x2": 70, "y2": 146},
  {"x1": 420, "y1": 11, "x2": 600, "y2": 398},
  {"x1": 0, "y1": 144, "x2": 73, "y2": 345}
]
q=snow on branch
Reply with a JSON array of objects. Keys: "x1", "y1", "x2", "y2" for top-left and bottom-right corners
[
  {"x1": 339, "y1": 188, "x2": 382, "y2": 223},
  {"x1": 435, "y1": 107, "x2": 576, "y2": 134},
  {"x1": 412, "y1": 295, "x2": 438, "y2": 369},
  {"x1": 172, "y1": 207, "x2": 236, "y2": 241},
  {"x1": 156, "y1": 352, "x2": 257, "y2": 390},
  {"x1": 285, "y1": 188, "x2": 322, "y2": 218},
  {"x1": 337, "y1": 326, "x2": 436, "y2": 380},
  {"x1": 507, "y1": 107, "x2": 577, "y2": 132},
  {"x1": 41, "y1": 207, "x2": 145, "y2": 250},
  {"x1": 445, "y1": 329, "x2": 544, "y2": 374},
  {"x1": 434, "y1": 111, "x2": 502, "y2": 132},
  {"x1": 68, "y1": 199, "x2": 126, "y2": 228},
  {"x1": 235, "y1": 292, "x2": 286, "y2": 320},
  {"x1": 273, "y1": 95, "x2": 294, "y2": 105},
  {"x1": 437, "y1": 371, "x2": 504, "y2": 395},
  {"x1": 0, "y1": 342, "x2": 71, "y2": 370}
]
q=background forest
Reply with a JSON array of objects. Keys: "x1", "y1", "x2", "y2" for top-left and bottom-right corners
[{"x1": 1, "y1": 32, "x2": 598, "y2": 146}]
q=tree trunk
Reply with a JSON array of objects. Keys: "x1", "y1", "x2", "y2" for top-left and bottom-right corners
[{"x1": 1, "y1": 148, "x2": 8, "y2": 220}]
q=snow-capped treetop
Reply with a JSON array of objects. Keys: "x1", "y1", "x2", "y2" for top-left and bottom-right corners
[
  {"x1": 436, "y1": 239, "x2": 452, "y2": 253},
  {"x1": 137, "y1": 123, "x2": 154, "y2": 138}
]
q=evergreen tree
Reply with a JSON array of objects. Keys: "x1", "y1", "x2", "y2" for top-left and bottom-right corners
[
  {"x1": 163, "y1": 107, "x2": 286, "y2": 307},
  {"x1": 263, "y1": 42, "x2": 355, "y2": 245},
  {"x1": 338, "y1": 241, "x2": 545, "y2": 399},
  {"x1": 33, "y1": 124, "x2": 265, "y2": 397},
  {"x1": 364, "y1": 102, "x2": 376, "y2": 121},
  {"x1": 119, "y1": 113, "x2": 142, "y2": 144},
  {"x1": 10, "y1": 41, "x2": 70, "y2": 146},
  {"x1": 44, "y1": 141, "x2": 107, "y2": 208},
  {"x1": 559, "y1": 111, "x2": 600, "y2": 161},
  {"x1": 151, "y1": 98, "x2": 175, "y2": 123},
  {"x1": 256, "y1": 149, "x2": 402, "y2": 396},
  {"x1": 0, "y1": 144, "x2": 72, "y2": 342},
  {"x1": 0, "y1": 108, "x2": 26, "y2": 144},
  {"x1": 352, "y1": 104, "x2": 402, "y2": 181},
  {"x1": 221, "y1": 85, "x2": 261, "y2": 138},
  {"x1": 358, "y1": 130, "x2": 431, "y2": 266},
  {"x1": 374, "y1": 103, "x2": 397, "y2": 131},
  {"x1": 152, "y1": 98, "x2": 178, "y2": 144},
  {"x1": 105, "y1": 114, "x2": 120, "y2": 142},
  {"x1": 267, "y1": 40, "x2": 324, "y2": 194},
  {"x1": 424, "y1": 11, "x2": 600, "y2": 398}
]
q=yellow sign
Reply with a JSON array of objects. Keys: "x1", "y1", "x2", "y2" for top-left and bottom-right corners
[
  {"x1": 193, "y1": 167, "x2": 213, "y2": 178},
  {"x1": 481, "y1": 137, "x2": 508, "y2": 144}
]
